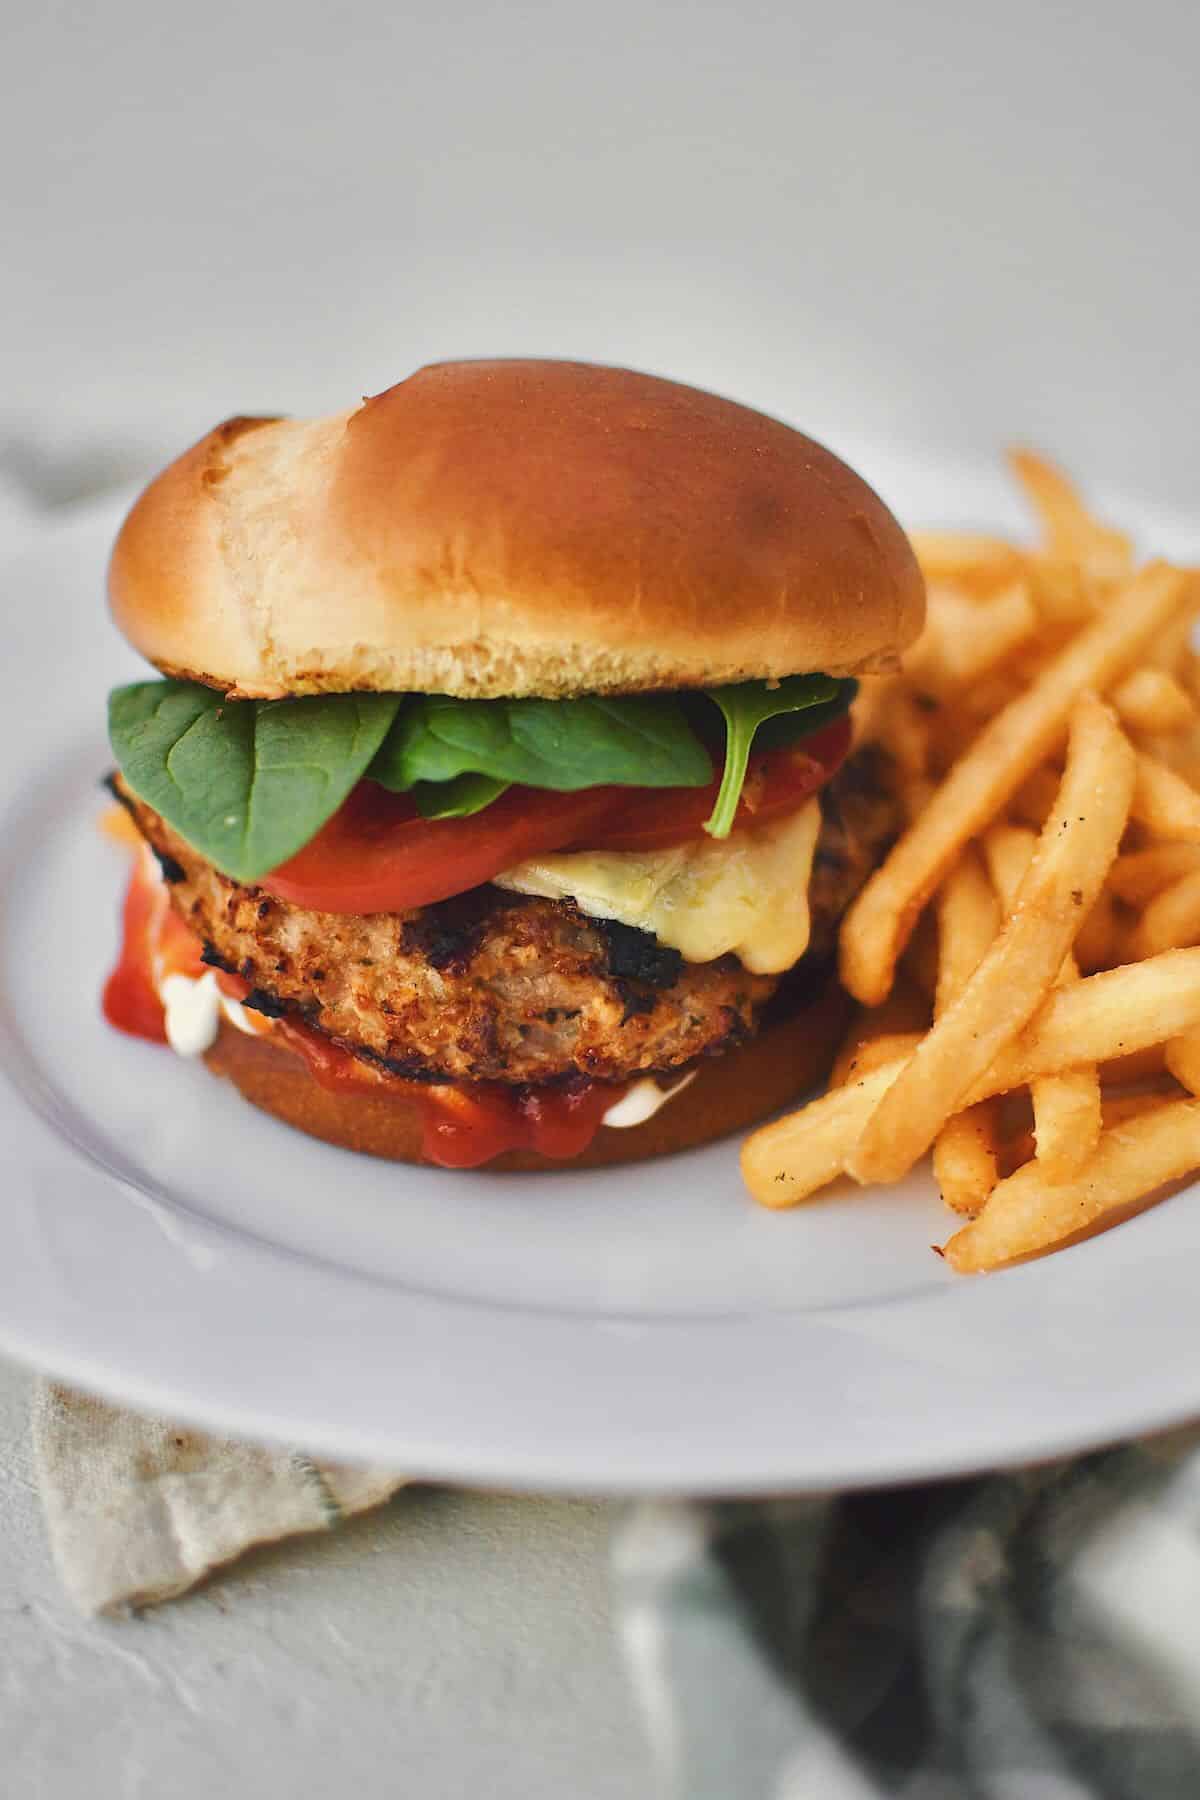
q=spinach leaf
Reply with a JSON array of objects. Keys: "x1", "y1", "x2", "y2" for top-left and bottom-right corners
[
  {"x1": 108, "y1": 679, "x2": 400, "y2": 882},
  {"x1": 411, "y1": 773, "x2": 511, "y2": 820},
  {"x1": 702, "y1": 675, "x2": 856, "y2": 838},
  {"x1": 369, "y1": 693, "x2": 713, "y2": 794}
]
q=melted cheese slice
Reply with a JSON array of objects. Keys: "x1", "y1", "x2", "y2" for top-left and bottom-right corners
[{"x1": 493, "y1": 798, "x2": 822, "y2": 974}]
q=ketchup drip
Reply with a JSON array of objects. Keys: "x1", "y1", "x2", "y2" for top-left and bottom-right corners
[
  {"x1": 277, "y1": 1016, "x2": 620, "y2": 1167},
  {"x1": 102, "y1": 858, "x2": 169, "y2": 1044},
  {"x1": 103, "y1": 854, "x2": 624, "y2": 1168}
]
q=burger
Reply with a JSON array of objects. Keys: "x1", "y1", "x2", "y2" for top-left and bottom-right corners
[{"x1": 101, "y1": 359, "x2": 924, "y2": 1170}]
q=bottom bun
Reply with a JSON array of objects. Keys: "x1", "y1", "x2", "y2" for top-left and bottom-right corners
[{"x1": 203, "y1": 979, "x2": 849, "y2": 1172}]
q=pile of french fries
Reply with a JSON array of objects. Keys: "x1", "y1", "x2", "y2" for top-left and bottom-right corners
[{"x1": 741, "y1": 453, "x2": 1200, "y2": 1272}]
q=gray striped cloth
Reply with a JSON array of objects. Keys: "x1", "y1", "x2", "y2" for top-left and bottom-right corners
[{"x1": 612, "y1": 1426, "x2": 1200, "y2": 1799}]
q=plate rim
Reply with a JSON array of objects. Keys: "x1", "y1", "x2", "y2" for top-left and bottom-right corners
[{"x1": 3, "y1": 470, "x2": 1200, "y2": 1493}]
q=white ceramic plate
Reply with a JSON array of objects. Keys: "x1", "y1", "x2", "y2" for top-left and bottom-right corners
[{"x1": 2, "y1": 456, "x2": 1199, "y2": 1494}]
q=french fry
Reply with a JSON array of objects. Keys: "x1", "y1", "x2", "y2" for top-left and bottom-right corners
[
  {"x1": 848, "y1": 697, "x2": 1133, "y2": 1184},
  {"x1": 1008, "y1": 449, "x2": 1134, "y2": 581},
  {"x1": 1165, "y1": 1031, "x2": 1200, "y2": 1098},
  {"x1": 971, "y1": 960, "x2": 1200, "y2": 1101},
  {"x1": 1024, "y1": 1076, "x2": 1102, "y2": 1181},
  {"x1": 982, "y1": 825, "x2": 1101, "y2": 1182},
  {"x1": 829, "y1": 975, "x2": 930, "y2": 1081},
  {"x1": 839, "y1": 563, "x2": 1189, "y2": 1007},
  {"x1": 932, "y1": 848, "x2": 1004, "y2": 1213},
  {"x1": 875, "y1": 686, "x2": 933, "y2": 785},
  {"x1": 981, "y1": 822, "x2": 1037, "y2": 908},
  {"x1": 933, "y1": 1105, "x2": 999, "y2": 1217},
  {"x1": 1128, "y1": 869, "x2": 1200, "y2": 959},
  {"x1": 830, "y1": 1030, "x2": 923, "y2": 1089},
  {"x1": 908, "y1": 584, "x2": 1037, "y2": 693},
  {"x1": 745, "y1": 452, "x2": 1200, "y2": 1269},
  {"x1": 1145, "y1": 612, "x2": 1199, "y2": 682},
  {"x1": 741, "y1": 1059, "x2": 907, "y2": 1209},
  {"x1": 909, "y1": 531, "x2": 1025, "y2": 586},
  {"x1": 943, "y1": 1099, "x2": 1200, "y2": 1272},
  {"x1": 1113, "y1": 667, "x2": 1195, "y2": 736},
  {"x1": 1130, "y1": 751, "x2": 1200, "y2": 843},
  {"x1": 1108, "y1": 844, "x2": 1200, "y2": 907},
  {"x1": 1027, "y1": 557, "x2": 1097, "y2": 631},
  {"x1": 934, "y1": 849, "x2": 1001, "y2": 1016}
]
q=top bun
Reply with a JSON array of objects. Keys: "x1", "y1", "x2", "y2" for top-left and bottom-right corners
[{"x1": 109, "y1": 359, "x2": 925, "y2": 700}]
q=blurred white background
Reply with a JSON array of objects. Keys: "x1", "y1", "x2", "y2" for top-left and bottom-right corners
[{"x1": 4, "y1": 0, "x2": 1199, "y2": 514}]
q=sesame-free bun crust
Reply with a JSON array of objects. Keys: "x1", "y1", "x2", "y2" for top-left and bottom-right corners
[
  {"x1": 110, "y1": 360, "x2": 924, "y2": 700},
  {"x1": 202, "y1": 980, "x2": 849, "y2": 1172}
]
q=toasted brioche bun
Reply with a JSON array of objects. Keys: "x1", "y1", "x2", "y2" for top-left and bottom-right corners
[
  {"x1": 202, "y1": 979, "x2": 849, "y2": 1172},
  {"x1": 110, "y1": 360, "x2": 924, "y2": 702}
]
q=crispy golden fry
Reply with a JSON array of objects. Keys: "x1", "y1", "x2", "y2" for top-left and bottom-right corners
[
  {"x1": 932, "y1": 848, "x2": 1004, "y2": 1214},
  {"x1": 830, "y1": 1030, "x2": 924, "y2": 1089},
  {"x1": 973, "y1": 960, "x2": 1200, "y2": 1100},
  {"x1": 839, "y1": 564, "x2": 1189, "y2": 1008},
  {"x1": 1108, "y1": 845, "x2": 1200, "y2": 907},
  {"x1": 943, "y1": 1099, "x2": 1200, "y2": 1272},
  {"x1": 829, "y1": 979, "x2": 930, "y2": 1092},
  {"x1": 982, "y1": 825, "x2": 1100, "y2": 1181},
  {"x1": 1145, "y1": 612, "x2": 1199, "y2": 682},
  {"x1": 741, "y1": 1059, "x2": 908, "y2": 1209},
  {"x1": 746, "y1": 453, "x2": 1200, "y2": 1270},
  {"x1": 1008, "y1": 449, "x2": 1135, "y2": 581},
  {"x1": 981, "y1": 823, "x2": 1037, "y2": 908},
  {"x1": 1113, "y1": 667, "x2": 1196, "y2": 735},
  {"x1": 1027, "y1": 557, "x2": 1097, "y2": 631},
  {"x1": 1142, "y1": 721, "x2": 1200, "y2": 782},
  {"x1": 848, "y1": 698, "x2": 1132, "y2": 1185},
  {"x1": 1165, "y1": 1031, "x2": 1200, "y2": 1098},
  {"x1": 1027, "y1": 1076, "x2": 1102, "y2": 1181},
  {"x1": 747, "y1": 955, "x2": 1200, "y2": 1212},
  {"x1": 875, "y1": 686, "x2": 933, "y2": 784},
  {"x1": 933, "y1": 1104, "x2": 1000, "y2": 1217},
  {"x1": 908, "y1": 584, "x2": 1038, "y2": 694},
  {"x1": 934, "y1": 848, "x2": 1001, "y2": 1017},
  {"x1": 1130, "y1": 752, "x2": 1200, "y2": 843},
  {"x1": 1128, "y1": 869, "x2": 1200, "y2": 959},
  {"x1": 909, "y1": 531, "x2": 1026, "y2": 586}
]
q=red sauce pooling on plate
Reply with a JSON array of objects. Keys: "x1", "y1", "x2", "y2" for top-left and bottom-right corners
[{"x1": 103, "y1": 854, "x2": 623, "y2": 1168}]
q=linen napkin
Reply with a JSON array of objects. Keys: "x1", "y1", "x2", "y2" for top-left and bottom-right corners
[
  {"x1": 37, "y1": 1385, "x2": 1200, "y2": 1797},
  {"x1": 34, "y1": 1383, "x2": 404, "y2": 1614},
  {"x1": 611, "y1": 1425, "x2": 1200, "y2": 1798}
]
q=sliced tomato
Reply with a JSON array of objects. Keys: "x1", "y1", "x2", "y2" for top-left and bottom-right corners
[
  {"x1": 263, "y1": 715, "x2": 851, "y2": 915},
  {"x1": 585, "y1": 717, "x2": 852, "y2": 852},
  {"x1": 264, "y1": 782, "x2": 621, "y2": 914}
]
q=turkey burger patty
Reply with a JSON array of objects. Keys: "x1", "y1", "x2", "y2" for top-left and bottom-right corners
[{"x1": 111, "y1": 745, "x2": 898, "y2": 1087}]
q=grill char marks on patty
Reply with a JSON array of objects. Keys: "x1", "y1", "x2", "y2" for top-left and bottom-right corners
[{"x1": 112, "y1": 746, "x2": 898, "y2": 1087}]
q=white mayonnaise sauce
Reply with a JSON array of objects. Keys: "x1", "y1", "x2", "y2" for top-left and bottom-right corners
[
  {"x1": 601, "y1": 1070, "x2": 698, "y2": 1129},
  {"x1": 159, "y1": 970, "x2": 261, "y2": 1057}
]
